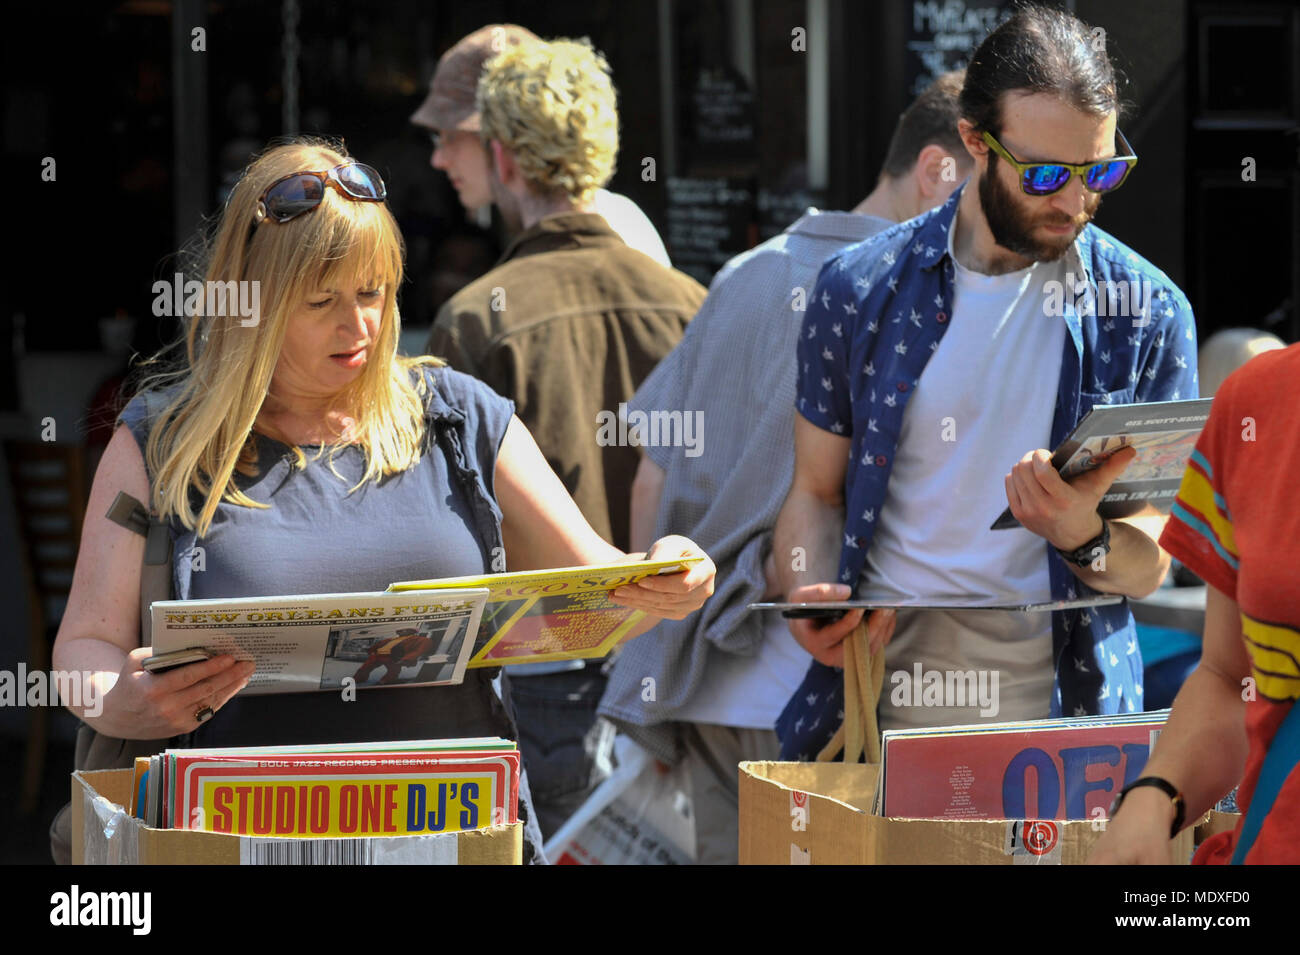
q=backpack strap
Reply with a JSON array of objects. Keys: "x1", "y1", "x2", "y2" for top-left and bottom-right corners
[{"x1": 105, "y1": 490, "x2": 173, "y2": 647}]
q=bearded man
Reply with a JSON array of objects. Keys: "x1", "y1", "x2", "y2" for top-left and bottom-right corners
[{"x1": 773, "y1": 3, "x2": 1199, "y2": 759}]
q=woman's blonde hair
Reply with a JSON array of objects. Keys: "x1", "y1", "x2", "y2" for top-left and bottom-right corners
[
  {"x1": 477, "y1": 38, "x2": 619, "y2": 203},
  {"x1": 136, "y1": 137, "x2": 441, "y2": 536}
]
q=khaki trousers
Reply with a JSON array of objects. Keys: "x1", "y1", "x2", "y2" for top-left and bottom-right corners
[{"x1": 681, "y1": 722, "x2": 781, "y2": 865}]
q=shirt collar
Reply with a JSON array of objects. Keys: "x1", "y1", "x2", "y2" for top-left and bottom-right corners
[
  {"x1": 497, "y1": 212, "x2": 624, "y2": 263},
  {"x1": 787, "y1": 207, "x2": 889, "y2": 243},
  {"x1": 917, "y1": 184, "x2": 964, "y2": 272}
]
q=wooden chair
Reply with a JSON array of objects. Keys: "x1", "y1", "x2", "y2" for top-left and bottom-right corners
[{"x1": 4, "y1": 440, "x2": 88, "y2": 813}]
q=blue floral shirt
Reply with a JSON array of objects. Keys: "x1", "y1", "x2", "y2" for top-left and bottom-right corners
[{"x1": 776, "y1": 183, "x2": 1199, "y2": 760}]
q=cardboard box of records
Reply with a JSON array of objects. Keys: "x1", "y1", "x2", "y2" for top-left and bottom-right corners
[
  {"x1": 72, "y1": 769, "x2": 522, "y2": 865},
  {"x1": 738, "y1": 632, "x2": 1205, "y2": 867},
  {"x1": 738, "y1": 760, "x2": 1199, "y2": 865}
]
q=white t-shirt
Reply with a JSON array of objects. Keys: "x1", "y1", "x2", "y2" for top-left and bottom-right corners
[
  {"x1": 865, "y1": 222, "x2": 1067, "y2": 730},
  {"x1": 674, "y1": 612, "x2": 814, "y2": 729},
  {"x1": 592, "y1": 189, "x2": 673, "y2": 269}
]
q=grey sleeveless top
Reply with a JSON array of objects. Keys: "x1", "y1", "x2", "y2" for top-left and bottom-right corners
[{"x1": 117, "y1": 365, "x2": 517, "y2": 749}]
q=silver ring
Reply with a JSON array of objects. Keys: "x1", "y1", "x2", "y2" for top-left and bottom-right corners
[{"x1": 194, "y1": 706, "x2": 214, "y2": 724}]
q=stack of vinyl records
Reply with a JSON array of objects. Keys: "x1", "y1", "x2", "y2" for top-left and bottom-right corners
[
  {"x1": 879, "y1": 711, "x2": 1170, "y2": 820},
  {"x1": 132, "y1": 738, "x2": 519, "y2": 837}
]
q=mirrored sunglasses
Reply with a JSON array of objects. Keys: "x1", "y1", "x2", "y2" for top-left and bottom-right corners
[
  {"x1": 253, "y1": 161, "x2": 387, "y2": 225},
  {"x1": 982, "y1": 129, "x2": 1138, "y2": 197}
]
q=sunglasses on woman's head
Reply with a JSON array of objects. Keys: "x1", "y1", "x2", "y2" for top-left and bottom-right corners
[
  {"x1": 981, "y1": 129, "x2": 1138, "y2": 197},
  {"x1": 252, "y1": 161, "x2": 387, "y2": 226}
]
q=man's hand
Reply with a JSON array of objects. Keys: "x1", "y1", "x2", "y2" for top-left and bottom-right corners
[
  {"x1": 1088, "y1": 786, "x2": 1178, "y2": 865},
  {"x1": 1005, "y1": 446, "x2": 1137, "y2": 550},
  {"x1": 784, "y1": 583, "x2": 896, "y2": 668}
]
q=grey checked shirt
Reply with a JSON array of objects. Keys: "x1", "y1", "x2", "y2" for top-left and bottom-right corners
[{"x1": 597, "y1": 209, "x2": 893, "y2": 764}]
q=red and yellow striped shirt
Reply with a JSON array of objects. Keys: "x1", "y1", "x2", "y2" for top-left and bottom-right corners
[{"x1": 1160, "y1": 343, "x2": 1300, "y2": 864}]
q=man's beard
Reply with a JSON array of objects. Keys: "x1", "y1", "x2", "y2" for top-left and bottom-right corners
[{"x1": 978, "y1": 154, "x2": 1101, "y2": 263}]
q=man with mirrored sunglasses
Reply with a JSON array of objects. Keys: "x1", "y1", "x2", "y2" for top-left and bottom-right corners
[{"x1": 776, "y1": 3, "x2": 1199, "y2": 762}]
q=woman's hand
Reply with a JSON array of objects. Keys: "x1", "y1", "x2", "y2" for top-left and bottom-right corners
[
  {"x1": 95, "y1": 648, "x2": 255, "y2": 739},
  {"x1": 54, "y1": 425, "x2": 257, "y2": 739},
  {"x1": 494, "y1": 417, "x2": 715, "y2": 619},
  {"x1": 608, "y1": 535, "x2": 715, "y2": 620}
]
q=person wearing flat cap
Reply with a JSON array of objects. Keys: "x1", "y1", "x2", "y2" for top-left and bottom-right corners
[
  {"x1": 413, "y1": 32, "x2": 707, "y2": 841},
  {"x1": 410, "y1": 23, "x2": 670, "y2": 266}
]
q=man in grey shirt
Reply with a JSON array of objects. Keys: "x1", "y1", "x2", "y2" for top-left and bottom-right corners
[{"x1": 598, "y1": 72, "x2": 972, "y2": 864}]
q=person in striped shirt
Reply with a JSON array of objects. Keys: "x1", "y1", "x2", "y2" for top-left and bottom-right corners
[{"x1": 1092, "y1": 342, "x2": 1299, "y2": 864}]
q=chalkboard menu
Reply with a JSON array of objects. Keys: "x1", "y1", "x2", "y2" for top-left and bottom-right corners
[
  {"x1": 905, "y1": 1, "x2": 1012, "y2": 97},
  {"x1": 690, "y1": 66, "x2": 757, "y2": 162},
  {"x1": 665, "y1": 176, "x2": 756, "y2": 286}
]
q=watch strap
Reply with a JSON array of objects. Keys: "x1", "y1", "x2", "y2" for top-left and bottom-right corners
[
  {"x1": 1112, "y1": 775, "x2": 1186, "y2": 839},
  {"x1": 1055, "y1": 516, "x2": 1110, "y2": 567}
]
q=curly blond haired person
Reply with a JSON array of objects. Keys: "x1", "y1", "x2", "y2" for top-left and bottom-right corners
[
  {"x1": 424, "y1": 36, "x2": 707, "y2": 840},
  {"x1": 411, "y1": 25, "x2": 669, "y2": 265},
  {"x1": 475, "y1": 39, "x2": 619, "y2": 206}
]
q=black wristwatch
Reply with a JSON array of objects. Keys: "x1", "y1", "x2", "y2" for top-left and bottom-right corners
[
  {"x1": 1110, "y1": 776, "x2": 1186, "y2": 839},
  {"x1": 1055, "y1": 516, "x2": 1110, "y2": 568}
]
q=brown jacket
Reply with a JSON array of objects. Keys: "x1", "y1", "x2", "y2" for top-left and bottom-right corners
[{"x1": 426, "y1": 213, "x2": 705, "y2": 552}]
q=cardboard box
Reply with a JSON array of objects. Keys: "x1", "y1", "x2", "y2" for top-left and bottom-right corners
[
  {"x1": 738, "y1": 761, "x2": 1196, "y2": 865},
  {"x1": 72, "y1": 769, "x2": 522, "y2": 865},
  {"x1": 1194, "y1": 810, "x2": 1241, "y2": 846}
]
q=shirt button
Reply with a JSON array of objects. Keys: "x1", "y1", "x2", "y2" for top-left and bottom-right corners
[
  {"x1": 875, "y1": 454, "x2": 887, "y2": 467},
  {"x1": 897, "y1": 382, "x2": 908, "y2": 392},
  {"x1": 936, "y1": 312, "x2": 948, "y2": 324}
]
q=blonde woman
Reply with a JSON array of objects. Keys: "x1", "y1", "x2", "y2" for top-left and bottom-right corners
[{"x1": 51, "y1": 138, "x2": 715, "y2": 862}]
